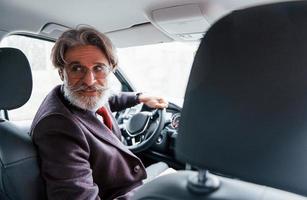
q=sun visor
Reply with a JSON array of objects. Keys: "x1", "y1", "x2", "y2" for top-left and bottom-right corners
[
  {"x1": 40, "y1": 23, "x2": 70, "y2": 39},
  {"x1": 106, "y1": 23, "x2": 172, "y2": 48},
  {"x1": 151, "y1": 4, "x2": 209, "y2": 41}
]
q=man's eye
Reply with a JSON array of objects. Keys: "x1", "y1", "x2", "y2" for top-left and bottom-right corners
[
  {"x1": 71, "y1": 65, "x2": 83, "y2": 72},
  {"x1": 93, "y1": 65, "x2": 103, "y2": 71},
  {"x1": 93, "y1": 65, "x2": 107, "y2": 73}
]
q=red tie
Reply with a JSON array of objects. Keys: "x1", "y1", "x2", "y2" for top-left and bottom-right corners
[{"x1": 96, "y1": 107, "x2": 113, "y2": 130}]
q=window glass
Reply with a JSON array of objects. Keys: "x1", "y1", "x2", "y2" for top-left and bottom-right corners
[
  {"x1": 1, "y1": 35, "x2": 121, "y2": 121},
  {"x1": 117, "y1": 41, "x2": 199, "y2": 106}
]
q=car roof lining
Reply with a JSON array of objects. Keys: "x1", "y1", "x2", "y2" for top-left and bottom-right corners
[{"x1": 0, "y1": 0, "x2": 294, "y2": 47}]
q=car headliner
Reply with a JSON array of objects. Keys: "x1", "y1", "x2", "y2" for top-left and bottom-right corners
[{"x1": 0, "y1": 0, "x2": 293, "y2": 47}]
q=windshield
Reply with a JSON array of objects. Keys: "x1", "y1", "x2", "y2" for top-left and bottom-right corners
[{"x1": 117, "y1": 41, "x2": 199, "y2": 105}]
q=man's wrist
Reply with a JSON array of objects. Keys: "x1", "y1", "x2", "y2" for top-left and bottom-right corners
[{"x1": 136, "y1": 92, "x2": 143, "y2": 103}]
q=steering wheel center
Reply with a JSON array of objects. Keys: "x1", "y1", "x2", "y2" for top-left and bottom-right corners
[
  {"x1": 126, "y1": 112, "x2": 152, "y2": 136},
  {"x1": 123, "y1": 109, "x2": 165, "y2": 153}
]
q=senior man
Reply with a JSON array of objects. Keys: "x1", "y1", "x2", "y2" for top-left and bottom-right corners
[{"x1": 31, "y1": 27, "x2": 168, "y2": 200}]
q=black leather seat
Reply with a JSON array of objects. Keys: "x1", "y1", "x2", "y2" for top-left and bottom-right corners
[
  {"x1": 0, "y1": 48, "x2": 46, "y2": 199},
  {"x1": 133, "y1": 1, "x2": 307, "y2": 199}
]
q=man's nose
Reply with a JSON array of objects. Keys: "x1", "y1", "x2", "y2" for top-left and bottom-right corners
[{"x1": 83, "y1": 70, "x2": 96, "y2": 86}]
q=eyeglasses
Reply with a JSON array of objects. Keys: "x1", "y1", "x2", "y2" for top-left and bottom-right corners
[{"x1": 66, "y1": 63, "x2": 112, "y2": 79}]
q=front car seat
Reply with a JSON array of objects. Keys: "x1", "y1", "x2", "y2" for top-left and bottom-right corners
[
  {"x1": 0, "y1": 48, "x2": 46, "y2": 199},
  {"x1": 133, "y1": 1, "x2": 307, "y2": 199}
]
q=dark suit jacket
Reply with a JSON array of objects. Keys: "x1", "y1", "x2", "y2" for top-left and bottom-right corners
[{"x1": 31, "y1": 85, "x2": 147, "y2": 200}]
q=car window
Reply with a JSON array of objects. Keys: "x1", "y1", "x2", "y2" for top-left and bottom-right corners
[
  {"x1": 0, "y1": 35, "x2": 122, "y2": 121},
  {"x1": 117, "y1": 41, "x2": 199, "y2": 106}
]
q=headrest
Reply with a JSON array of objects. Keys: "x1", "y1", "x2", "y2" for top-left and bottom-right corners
[
  {"x1": 176, "y1": 1, "x2": 307, "y2": 196},
  {"x1": 0, "y1": 48, "x2": 32, "y2": 110}
]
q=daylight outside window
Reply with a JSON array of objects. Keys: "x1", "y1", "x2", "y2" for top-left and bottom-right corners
[
  {"x1": 117, "y1": 41, "x2": 199, "y2": 106},
  {"x1": 1, "y1": 35, "x2": 198, "y2": 120}
]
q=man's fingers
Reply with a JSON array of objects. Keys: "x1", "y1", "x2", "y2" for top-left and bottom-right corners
[
  {"x1": 155, "y1": 102, "x2": 168, "y2": 109},
  {"x1": 141, "y1": 96, "x2": 168, "y2": 109}
]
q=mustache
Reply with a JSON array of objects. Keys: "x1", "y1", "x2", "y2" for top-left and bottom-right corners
[{"x1": 68, "y1": 83, "x2": 109, "y2": 92}]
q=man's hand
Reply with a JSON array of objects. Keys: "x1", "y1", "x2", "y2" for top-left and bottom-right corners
[{"x1": 138, "y1": 94, "x2": 168, "y2": 109}]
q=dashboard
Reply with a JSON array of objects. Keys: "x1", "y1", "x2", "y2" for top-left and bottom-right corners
[{"x1": 150, "y1": 103, "x2": 181, "y2": 153}]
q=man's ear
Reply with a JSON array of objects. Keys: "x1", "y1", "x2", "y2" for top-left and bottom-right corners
[{"x1": 58, "y1": 68, "x2": 64, "y2": 81}]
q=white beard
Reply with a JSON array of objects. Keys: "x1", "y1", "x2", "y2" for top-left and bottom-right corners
[{"x1": 63, "y1": 78, "x2": 111, "y2": 111}]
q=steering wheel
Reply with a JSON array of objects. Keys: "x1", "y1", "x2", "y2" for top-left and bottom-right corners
[{"x1": 122, "y1": 108, "x2": 166, "y2": 153}]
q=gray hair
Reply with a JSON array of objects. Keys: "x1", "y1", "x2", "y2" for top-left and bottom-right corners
[{"x1": 51, "y1": 27, "x2": 118, "y2": 69}]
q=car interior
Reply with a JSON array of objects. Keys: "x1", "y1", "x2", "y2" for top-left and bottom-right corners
[{"x1": 1, "y1": 0, "x2": 307, "y2": 200}]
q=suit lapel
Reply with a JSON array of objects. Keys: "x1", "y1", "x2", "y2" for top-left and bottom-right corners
[{"x1": 72, "y1": 108, "x2": 137, "y2": 158}]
